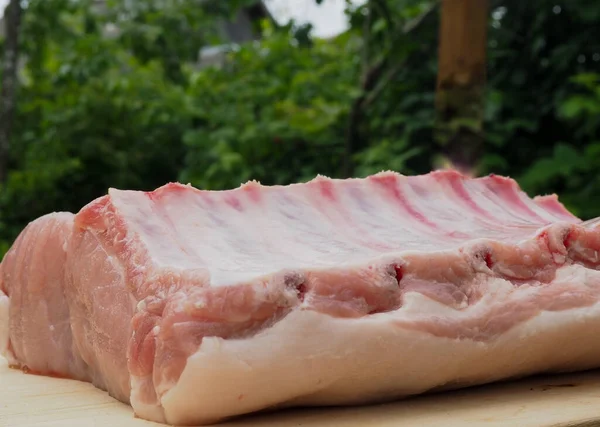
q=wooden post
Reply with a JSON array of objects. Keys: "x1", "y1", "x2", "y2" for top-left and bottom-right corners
[
  {"x1": 435, "y1": 0, "x2": 489, "y2": 173},
  {"x1": 0, "y1": 0, "x2": 23, "y2": 183}
]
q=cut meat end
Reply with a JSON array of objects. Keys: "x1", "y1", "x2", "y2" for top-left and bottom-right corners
[
  {"x1": 2, "y1": 170, "x2": 600, "y2": 426},
  {"x1": 66, "y1": 204, "x2": 138, "y2": 403},
  {"x1": 0, "y1": 289, "x2": 9, "y2": 362},
  {"x1": 0, "y1": 213, "x2": 89, "y2": 379}
]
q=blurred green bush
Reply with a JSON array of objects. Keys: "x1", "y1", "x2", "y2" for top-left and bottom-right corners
[{"x1": 0, "y1": 0, "x2": 599, "y2": 255}]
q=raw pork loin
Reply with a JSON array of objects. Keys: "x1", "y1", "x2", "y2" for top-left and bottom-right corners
[{"x1": 2, "y1": 170, "x2": 600, "y2": 425}]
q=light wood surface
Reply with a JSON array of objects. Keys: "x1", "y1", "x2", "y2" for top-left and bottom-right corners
[{"x1": 3, "y1": 357, "x2": 600, "y2": 427}]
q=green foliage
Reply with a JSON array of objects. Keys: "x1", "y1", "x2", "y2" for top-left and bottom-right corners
[
  {"x1": 1, "y1": 0, "x2": 600, "y2": 257},
  {"x1": 518, "y1": 73, "x2": 600, "y2": 218},
  {"x1": 182, "y1": 22, "x2": 359, "y2": 189},
  {"x1": 479, "y1": 2, "x2": 600, "y2": 217},
  {"x1": 0, "y1": 0, "x2": 210, "y2": 245},
  {"x1": 102, "y1": 0, "x2": 242, "y2": 82}
]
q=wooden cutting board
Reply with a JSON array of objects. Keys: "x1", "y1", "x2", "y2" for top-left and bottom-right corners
[{"x1": 2, "y1": 357, "x2": 600, "y2": 427}]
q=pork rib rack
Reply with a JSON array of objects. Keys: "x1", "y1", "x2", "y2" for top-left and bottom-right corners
[{"x1": 2, "y1": 170, "x2": 600, "y2": 425}]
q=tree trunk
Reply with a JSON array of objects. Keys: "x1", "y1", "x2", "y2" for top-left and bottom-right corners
[
  {"x1": 0, "y1": 0, "x2": 23, "y2": 183},
  {"x1": 434, "y1": 0, "x2": 488, "y2": 174}
]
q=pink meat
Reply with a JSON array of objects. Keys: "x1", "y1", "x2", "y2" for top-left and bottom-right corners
[{"x1": 2, "y1": 170, "x2": 600, "y2": 425}]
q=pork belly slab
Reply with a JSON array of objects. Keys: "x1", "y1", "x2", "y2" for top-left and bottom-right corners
[{"x1": 3, "y1": 170, "x2": 600, "y2": 425}]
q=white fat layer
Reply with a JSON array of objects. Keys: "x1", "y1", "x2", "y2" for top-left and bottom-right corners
[
  {"x1": 158, "y1": 297, "x2": 600, "y2": 425},
  {"x1": 130, "y1": 375, "x2": 167, "y2": 424}
]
